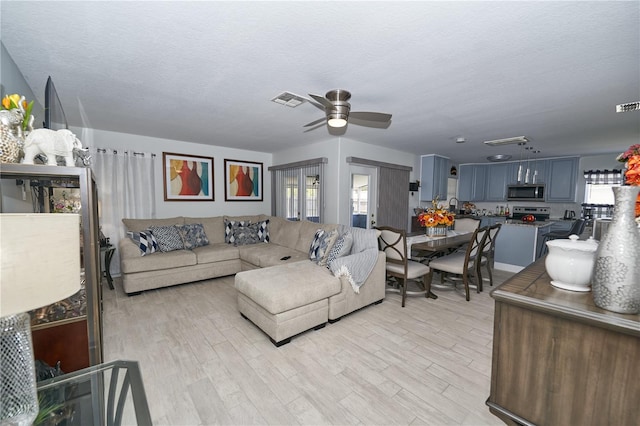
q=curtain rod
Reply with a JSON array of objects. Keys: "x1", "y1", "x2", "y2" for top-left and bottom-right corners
[{"x1": 95, "y1": 148, "x2": 156, "y2": 157}]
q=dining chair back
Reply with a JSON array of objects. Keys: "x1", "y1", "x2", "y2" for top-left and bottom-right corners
[
  {"x1": 376, "y1": 226, "x2": 433, "y2": 307},
  {"x1": 478, "y1": 223, "x2": 502, "y2": 290},
  {"x1": 426, "y1": 226, "x2": 489, "y2": 301},
  {"x1": 454, "y1": 218, "x2": 481, "y2": 234}
]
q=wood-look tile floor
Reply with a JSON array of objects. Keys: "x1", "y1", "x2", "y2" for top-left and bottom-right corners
[{"x1": 103, "y1": 270, "x2": 514, "y2": 425}]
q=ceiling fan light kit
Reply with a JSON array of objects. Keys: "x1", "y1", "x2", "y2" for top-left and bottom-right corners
[
  {"x1": 303, "y1": 89, "x2": 392, "y2": 130},
  {"x1": 484, "y1": 136, "x2": 528, "y2": 146}
]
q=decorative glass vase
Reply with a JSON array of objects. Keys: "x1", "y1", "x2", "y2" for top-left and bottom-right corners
[
  {"x1": 426, "y1": 225, "x2": 447, "y2": 237},
  {"x1": 592, "y1": 185, "x2": 640, "y2": 314}
]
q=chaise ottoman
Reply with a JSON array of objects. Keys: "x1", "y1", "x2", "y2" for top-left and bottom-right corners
[{"x1": 235, "y1": 260, "x2": 342, "y2": 346}]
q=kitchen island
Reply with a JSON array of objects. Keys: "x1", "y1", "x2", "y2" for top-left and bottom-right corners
[
  {"x1": 487, "y1": 258, "x2": 639, "y2": 425},
  {"x1": 494, "y1": 221, "x2": 552, "y2": 272}
]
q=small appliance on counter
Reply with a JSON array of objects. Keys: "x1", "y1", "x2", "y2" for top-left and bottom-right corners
[
  {"x1": 511, "y1": 206, "x2": 551, "y2": 222},
  {"x1": 563, "y1": 210, "x2": 576, "y2": 220}
]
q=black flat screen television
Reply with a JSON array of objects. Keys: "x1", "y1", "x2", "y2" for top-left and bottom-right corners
[{"x1": 44, "y1": 76, "x2": 68, "y2": 130}]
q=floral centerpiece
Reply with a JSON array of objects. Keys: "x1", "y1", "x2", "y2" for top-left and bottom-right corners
[
  {"x1": 418, "y1": 198, "x2": 455, "y2": 237},
  {"x1": 617, "y1": 143, "x2": 640, "y2": 222}
]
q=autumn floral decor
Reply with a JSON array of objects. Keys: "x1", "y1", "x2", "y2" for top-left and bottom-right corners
[
  {"x1": 418, "y1": 198, "x2": 455, "y2": 238},
  {"x1": 617, "y1": 144, "x2": 640, "y2": 219}
]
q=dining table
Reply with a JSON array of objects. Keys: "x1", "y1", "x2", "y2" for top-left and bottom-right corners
[{"x1": 404, "y1": 230, "x2": 474, "y2": 299}]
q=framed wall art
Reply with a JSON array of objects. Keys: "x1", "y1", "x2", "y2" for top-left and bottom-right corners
[
  {"x1": 224, "y1": 159, "x2": 263, "y2": 201},
  {"x1": 163, "y1": 152, "x2": 214, "y2": 201}
]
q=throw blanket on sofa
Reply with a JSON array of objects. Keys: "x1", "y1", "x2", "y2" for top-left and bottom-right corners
[{"x1": 328, "y1": 227, "x2": 379, "y2": 293}]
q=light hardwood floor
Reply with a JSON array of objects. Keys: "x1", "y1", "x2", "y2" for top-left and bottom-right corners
[{"x1": 103, "y1": 269, "x2": 514, "y2": 425}]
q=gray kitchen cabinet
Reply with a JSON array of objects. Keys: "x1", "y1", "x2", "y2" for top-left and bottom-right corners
[
  {"x1": 546, "y1": 157, "x2": 578, "y2": 202},
  {"x1": 486, "y1": 163, "x2": 510, "y2": 201},
  {"x1": 420, "y1": 154, "x2": 449, "y2": 202},
  {"x1": 458, "y1": 164, "x2": 487, "y2": 202}
]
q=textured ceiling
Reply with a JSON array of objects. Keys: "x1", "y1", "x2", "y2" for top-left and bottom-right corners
[{"x1": 1, "y1": 1, "x2": 638, "y2": 164}]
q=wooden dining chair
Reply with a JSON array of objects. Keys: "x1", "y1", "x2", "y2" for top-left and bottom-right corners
[
  {"x1": 426, "y1": 226, "x2": 489, "y2": 301},
  {"x1": 477, "y1": 223, "x2": 502, "y2": 291},
  {"x1": 454, "y1": 217, "x2": 481, "y2": 234},
  {"x1": 375, "y1": 226, "x2": 433, "y2": 307}
]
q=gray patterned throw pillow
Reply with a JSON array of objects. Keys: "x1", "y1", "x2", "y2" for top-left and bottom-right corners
[
  {"x1": 149, "y1": 225, "x2": 184, "y2": 252},
  {"x1": 232, "y1": 223, "x2": 262, "y2": 246},
  {"x1": 224, "y1": 219, "x2": 249, "y2": 244},
  {"x1": 178, "y1": 223, "x2": 209, "y2": 250},
  {"x1": 309, "y1": 229, "x2": 339, "y2": 265},
  {"x1": 326, "y1": 230, "x2": 353, "y2": 265}
]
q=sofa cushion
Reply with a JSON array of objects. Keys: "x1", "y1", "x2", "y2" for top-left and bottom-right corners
[
  {"x1": 185, "y1": 216, "x2": 225, "y2": 244},
  {"x1": 127, "y1": 230, "x2": 159, "y2": 256},
  {"x1": 123, "y1": 217, "x2": 185, "y2": 232},
  {"x1": 238, "y1": 243, "x2": 306, "y2": 268},
  {"x1": 121, "y1": 249, "x2": 197, "y2": 274},
  {"x1": 268, "y1": 216, "x2": 301, "y2": 248},
  {"x1": 308, "y1": 229, "x2": 338, "y2": 266},
  {"x1": 149, "y1": 225, "x2": 185, "y2": 252},
  {"x1": 235, "y1": 260, "x2": 341, "y2": 315},
  {"x1": 193, "y1": 243, "x2": 240, "y2": 264},
  {"x1": 326, "y1": 230, "x2": 353, "y2": 264},
  {"x1": 178, "y1": 223, "x2": 209, "y2": 249}
]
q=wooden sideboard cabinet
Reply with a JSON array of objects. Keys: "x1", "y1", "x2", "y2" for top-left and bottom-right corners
[{"x1": 488, "y1": 259, "x2": 639, "y2": 426}]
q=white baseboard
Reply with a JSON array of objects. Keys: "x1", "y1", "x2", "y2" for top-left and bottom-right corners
[{"x1": 494, "y1": 262, "x2": 524, "y2": 273}]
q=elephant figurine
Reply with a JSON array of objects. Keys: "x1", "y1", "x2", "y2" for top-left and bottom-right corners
[{"x1": 22, "y1": 129, "x2": 82, "y2": 166}]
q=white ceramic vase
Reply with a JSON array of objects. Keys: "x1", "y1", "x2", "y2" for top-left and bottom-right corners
[{"x1": 592, "y1": 186, "x2": 640, "y2": 314}]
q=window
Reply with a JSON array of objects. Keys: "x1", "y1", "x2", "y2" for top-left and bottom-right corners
[
  {"x1": 584, "y1": 169, "x2": 623, "y2": 204},
  {"x1": 270, "y1": 158, "x2": 326, "y2": 222}
]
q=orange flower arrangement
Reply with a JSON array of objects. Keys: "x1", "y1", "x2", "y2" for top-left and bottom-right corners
[
  {"x1": 617, "y1": 144, "x2": 640, "y2": 217},
  {"x1": 418, "y1": 200, "x2": 455, "y2": 228}
]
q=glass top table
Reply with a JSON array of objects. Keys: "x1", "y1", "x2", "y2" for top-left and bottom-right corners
[{"x1": 36, "y1": 360, "x2": 151, "y2": 426}]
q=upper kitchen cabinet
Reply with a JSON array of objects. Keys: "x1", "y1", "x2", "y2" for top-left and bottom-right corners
[
  {"x1": 546, "y1": 157, "x2": 579, "y2": 202},
  {"x1": 486, "y1": 163, "x2": 511, "y2": 201},
  {"x1": 458, "y1": 164, "x2": 487, "y2": 202},
  {"x1": 420, "y1": 154, "x2": 449, "y2": 202}
]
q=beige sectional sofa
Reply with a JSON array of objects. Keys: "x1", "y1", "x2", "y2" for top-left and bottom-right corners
[{"x1": 119, "y1": 214, "x2": 386, "y2": 345}]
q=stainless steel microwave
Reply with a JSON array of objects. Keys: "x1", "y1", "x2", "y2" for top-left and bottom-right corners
[{"x1": 507, "y1": 184, "x2": 545, "y2": 201}]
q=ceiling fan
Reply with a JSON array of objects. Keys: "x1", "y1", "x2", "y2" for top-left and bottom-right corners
[{"x1": 304, "y1": 89, "x2": 392, "y2": 129}]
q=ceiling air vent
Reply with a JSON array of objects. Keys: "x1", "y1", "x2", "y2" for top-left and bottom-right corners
[
  {"x1": 616, "y1": 101, "x2": 640, "y2": 113},
  {"x1": 271, "y1": 91, "x2": 307, "y2": 108}
]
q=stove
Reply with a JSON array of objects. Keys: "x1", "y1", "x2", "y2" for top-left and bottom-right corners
[{"x1": 511, "y1": 206, "x2": 551, "y2": 221}]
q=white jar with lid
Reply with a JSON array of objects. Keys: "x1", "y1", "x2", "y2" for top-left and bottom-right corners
[{"x1": 545, "y1": 235, "x2": 599, "y2": 292}]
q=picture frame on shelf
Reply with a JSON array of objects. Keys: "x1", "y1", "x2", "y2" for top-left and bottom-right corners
[
  {"x1": 162, "y1": 152, "x2": 214, "y2": 201},
  {"x1": 224, "y1": 159, "x2": 263, "y2": 201}
]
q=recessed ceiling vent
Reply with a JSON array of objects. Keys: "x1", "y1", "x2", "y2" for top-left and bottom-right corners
[
  {"x1": 616, "y1": 101, "x2": 640, "y2": 113},
  {"x1": 271, "y1": 92, "x2": 307, "y2": 108}
]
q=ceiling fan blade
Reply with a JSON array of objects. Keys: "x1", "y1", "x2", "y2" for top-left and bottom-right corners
[
  {"x1": 350, "y1": 111, "x2": 392, "y2": 122},
  {"x1": 303, "y1": 122, "x2": 326, "y2": 133},
  {"x1": 303, "y1": 117, "x2": 327, "y2": 127},
  {"x1": 308, "y1": 93, "x2": 334, "y2": 109},
  {"x1": 300, "y1": 96, "x2": 326, "y2": 111},
  {"x1": 349, "y1": 117, "x2": 392, "y2": 129}
]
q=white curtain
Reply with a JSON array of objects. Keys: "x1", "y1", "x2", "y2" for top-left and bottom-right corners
[{"x1": 91, "y1": 148, "x2": 156, "y2": 275}]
